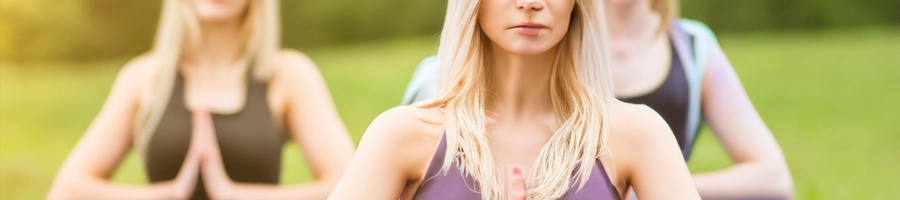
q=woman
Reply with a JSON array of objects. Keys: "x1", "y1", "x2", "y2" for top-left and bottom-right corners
[
  {"x1": 403, "y1": 0, "x2": 793, "y2": 199},
  {"x1": 330, "y1": 0, "x2": 700, "y2": 199},
  {"x1": 47, "y1": 0, "x2": 354, "y2": 199},
  {"x1": 608, "y1": 0, "x2": 793, "y2": 199}
]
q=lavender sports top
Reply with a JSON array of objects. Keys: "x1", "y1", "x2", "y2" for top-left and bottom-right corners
[{"x1": 413, "y1": 134, "x2": 621, "y2": 200}]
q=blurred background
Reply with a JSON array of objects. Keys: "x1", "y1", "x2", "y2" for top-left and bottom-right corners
[{"x1": 0, "y1": 0, "x2": 898, "y2": 199}]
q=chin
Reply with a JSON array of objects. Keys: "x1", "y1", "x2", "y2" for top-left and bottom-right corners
[
  {"x1": 192, "y1": 3, "x2": 245, "y2": 21},
  {"x1": 509, "y1": 47, "x2": 554, "y2": 55},
  {"x1": 195, "y1": 13, "x2": 242, "y2": 22},
  {"x1": 605, "y1": 0, "x2": 636, "y2": 6},
  {"x1": 502, "y1": 41, "x2": 558, "y2": 56}
]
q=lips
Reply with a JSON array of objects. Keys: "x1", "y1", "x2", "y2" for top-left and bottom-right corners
[{"x1": 512, "y1": 24, "x2": 547, "y2": 36}]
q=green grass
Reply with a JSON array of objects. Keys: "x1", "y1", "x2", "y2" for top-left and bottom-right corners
[{"x1": 1, "y1": 26, "x2": 898, "y2": 199}]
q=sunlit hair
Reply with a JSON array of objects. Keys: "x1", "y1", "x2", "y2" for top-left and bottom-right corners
[
  {"x1": 133, "y1": 0, "x2": 280, "y2": 155},
  {"x1": 423, "y1": 0, "x2": 615, "y2": 199},
  {"x1": 652, "y1": 0, "x2": 678, "y2": 33}
]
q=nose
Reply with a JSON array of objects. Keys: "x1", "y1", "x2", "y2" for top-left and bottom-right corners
[{"x1": 517, "y1": 0, "x2": 545, "y2": 11}]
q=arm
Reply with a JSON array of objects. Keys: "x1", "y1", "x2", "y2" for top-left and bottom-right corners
[
  {"x1": 692, "y1": 45, "x2": 793, "y2": 199},
  {"x1": 203, "y1": 50, "x2": 357, "y2": 199},
  {"x1": 329, "y1": 106, "x2": 436, "y2": 199},
  {"x1": 614, "y1": 104, "x2": 701, "y2": 199},
  {"x1": 47, "y1": 56, "x2": 198, "y2": 200}
]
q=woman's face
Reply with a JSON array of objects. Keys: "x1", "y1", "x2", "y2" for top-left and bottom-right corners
[
  {"x1": 479, "y1": 0, "x2": 576, "y2": 55},
  {"x1": 188, "y1": 0, "x2": 251, "y2": 22}
]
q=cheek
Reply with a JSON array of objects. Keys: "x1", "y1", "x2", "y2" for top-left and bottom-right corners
[
  {"x1": 234, "y1": 0, "x2": 250, "y2": 12},
  {"x1": 554, "y1": 16, "x2": 572, "y2": 39},
  {"x1": 477, "y1": 6, "x2": 507, "y2": 44},
  {"x1": 551, "y1": 3, "x2": 576, "y2": 41}
]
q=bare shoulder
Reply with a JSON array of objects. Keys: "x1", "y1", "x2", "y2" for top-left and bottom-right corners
[
  {"x1": 359, "y1": 105, "x2": 445, "y2": 177},
  {"x1": 604, "y1": 101, "x2": 699, "y2": 198},
  {"x1": 273, "y1": 49, "x2": 318, "y2": 78},
  {"x1": 278, "y1": 48, "x2": 314, "y2": 64},
  {"x1": 329, "y1": 105, "x2": 445, "y2": 198},
  {"x1": 269, "y1": 49, "x2": 325, "y2": 90},
  {"x1": 605, "y1": 100, "x2": 678, "y2": 167},
  {"x1": 607, "y1": 100, "x2": 674, "y2": 144},
  {"x1": 113, "y1": 53, "x2": 161, "y2": 97},
  {"x1": 119, "y1": 53, "x2": 159, "y2": 82},
  {"x1": 364, "y1": 105, "x2": 445, "y2": 145}
]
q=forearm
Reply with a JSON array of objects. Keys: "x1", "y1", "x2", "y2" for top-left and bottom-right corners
[
  {"x1": 48, "y1": 176, "x2": 172, "y2": 200},
  {"x1": 230, "y1": 181, "x2": 335, "y2": 200},
  {"x1": 693, "y1": 161, "x2": 793, "y2": 199}
]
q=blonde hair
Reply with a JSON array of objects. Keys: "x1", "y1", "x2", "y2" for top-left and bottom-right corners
[
  {"x1": 652, "y1": 0, "x2": 678, "y2": 33},
  {"x1": 424, "y1": 0, "x2": 615, "y2": 199},
  {"x1": 133, "y1": 0, "x2": 281, "y2": 155}
]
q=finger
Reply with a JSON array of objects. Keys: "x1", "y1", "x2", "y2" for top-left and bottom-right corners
[
  {"x1": 191, "y1": 108, "x2": 214, "y2": 138},
  {"x1": 191, "y1": 109, "x2": 232, "y2": 198},
  {"x1": 200, "y1": 154, "x2": 233, "y2": 199},
  {"x1": 200, "y1": 155, "x2": 228, "y2": 183},
  {"x1": 199, "y1": 139, "x2": 228, "y2": 185},
  {"x1": 173, "y1": 148, "x2": 201, "y2": 198},
  {"x1": 509, "y1": 166, "x2": 526, "y2": 200},
  {"x1": 191, "y1": 108, "x2": 222, "y2": 161}
]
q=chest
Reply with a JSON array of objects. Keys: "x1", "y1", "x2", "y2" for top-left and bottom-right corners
[
  {"x1": 487, "y1": 121, "x2": 556, "y2": 173},
  {"x1": 143, "y1": 71, "x2": 288, "y2": 184},
  {"x1": 181, "y1": 70, "x2": 250, "y2": 114}
]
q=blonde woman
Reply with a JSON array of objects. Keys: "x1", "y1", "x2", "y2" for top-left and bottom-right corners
[
  {"x1": 403, "y1": 0, "x2": 794, "y2": 199},
  {"x1": 605, "y1": 0, "x2": 793, "y2": 198},
  {"x1": 329, "y1": 0, "x2": 700, "y2": 199},
  {"x1": 47, "y1": 0, "x2": 354, "y2": 199}
]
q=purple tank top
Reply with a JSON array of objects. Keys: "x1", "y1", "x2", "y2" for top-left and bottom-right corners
[{"x1": 413, "y1": 134, "x2": 621, "y2": 200}]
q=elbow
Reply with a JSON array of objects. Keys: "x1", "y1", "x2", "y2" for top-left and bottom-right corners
[
  {"x1": 319, "y1": 176, "x2": 342, "y2": 193},
  {"x1": 311, "y1": 174, "x2": 345, "y2": 198},
  {"x1": 47, "y1": 172, "x2": 104, "y2": 200},
  {"x1": 765, "y1": 163, "x2": 794, "y2": 199},
  {"x1": 775, "y1": 172, "x2": 794, "y2": 199},
  {"x1": 47, "y1": 175, "x2": 77, "y2": 200}
]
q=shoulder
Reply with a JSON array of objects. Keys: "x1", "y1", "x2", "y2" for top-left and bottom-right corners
[
  {"x1": 677, "y1": 19, "x2": 718, "y2": 40},
  {"x1": 604, "y1": 100, "x2": 682, "y2": 180},
  {"x1": 676, "y1": 19, "x2": 721, "y2": 59},
  {"x1": 605, "y1": 100, "x2": 677, "y2": 159},
  {"x1": 271, "y1": 49, "x2": 319, "y2": 81},
  {"x1": 604, "y1": 101, "x2": 699, "y2": 198},
  {"x1": 358, "y1": 105, "x2": 445, "y2": 175},
  {"x1": 114, "y1": 53, "x2": 161, "y2": 96},
  {"x1": 607, "y1": 100, "x2": 672, "y2": 139},
  {"x1": 364, "y1": 105, "x2": 445, "y2": 143},
  {"x1": 276, "y1": 49, "x2": 316, "y2": 68},
  {"x1": 119, "y1": 53, "x2": 160, "y2": 82},
  {"x1": 269, "y1": 49, "x2": 327, "y2": 94}
]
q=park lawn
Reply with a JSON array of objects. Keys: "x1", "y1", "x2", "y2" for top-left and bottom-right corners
[{"x1": 1, "y1": 26, "x2": 897, "y2": 199}]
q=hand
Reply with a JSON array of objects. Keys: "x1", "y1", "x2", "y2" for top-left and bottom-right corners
[
  {"x1": 509, "y1": 166, "x2": 526, "y2": 200},
  {"x1": 164, "y1": 111, "x2": 205, "y2": 199},
  {"x1": 192, "y1": 109, "x2": 236, "y2": 199}
]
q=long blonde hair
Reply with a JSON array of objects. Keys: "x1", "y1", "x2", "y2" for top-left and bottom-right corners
[
  {"x1": 424, "y1": 0, "x2": 615, "y2": 199},
  {"x1": 133, "y1": 0, "x2": 281, "y2": 156}
]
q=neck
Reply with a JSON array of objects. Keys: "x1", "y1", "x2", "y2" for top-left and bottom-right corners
[
  {"x1": 604, "y1": 0, "x2": 660, "y2": 42},
  {"x1": 183, "y1": 20, "x2": 244, "y2": 69},
  {"x1": 488, "y1": 44, "x2": 556, "y2": 119}
]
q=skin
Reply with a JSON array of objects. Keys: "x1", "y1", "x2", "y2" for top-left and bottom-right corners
[
  {"x1": 328, "y1": 0, "x2": 700, "y2": 199},
  {"x1": 604, "y1": 0, "x2": 794, "y2": 199},
  {"x1": 47, "y1": 0, "x2": 355, "y2": 199}
]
